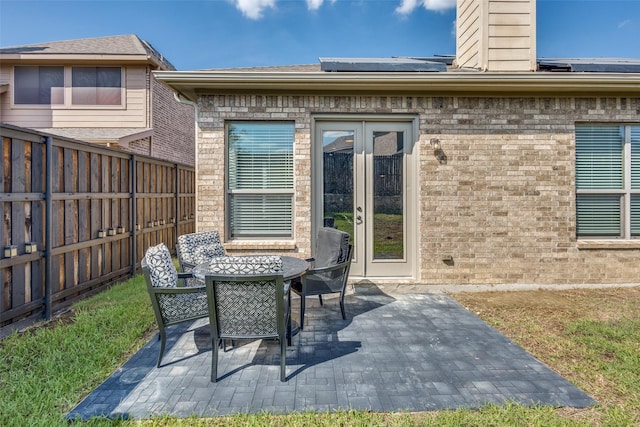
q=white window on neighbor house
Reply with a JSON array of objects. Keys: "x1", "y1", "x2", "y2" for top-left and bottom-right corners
[
  {"x1": 226, "y1": 122, "x2": 294, "y2": 239},
  {"x1": 14, "y1": 66, "x2": 64, "y2": 105},
  {"x1": 71, "y1": 67, "x2": 122, "y2": 105},
  {"x1": 576, "y1": 124, "x2": 640, "y2": 239}
]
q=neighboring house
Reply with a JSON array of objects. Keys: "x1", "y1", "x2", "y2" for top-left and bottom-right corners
[
  {"x1": 155, "y1": 0, "x2": 640, "y2": 287},
  {"x1": 0, "y1": 34, "x2": 195, "y2": 166}
]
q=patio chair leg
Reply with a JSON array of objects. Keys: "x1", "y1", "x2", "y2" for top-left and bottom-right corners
[
  {"x1": 287, "y1": 292, "x2": 292, "y2": 346},
  {"x1": 280, "y1": 335, "x2": 287, "y2": 382},
  {"x1": 211, "y1": 337, "x2": 219, "y2": 382},
  {"x1": 300, "y1": 294, "x2": 306, "y2": 330},
  {"x1": 318, "y1": 295, "x2": 323, "y2": 306},
  {"x1": 340, "y1": 294, "x2": 346, "y2": 320},
  {"x1": 157, "y1": 329, "x2": 167, "y2": 368}
]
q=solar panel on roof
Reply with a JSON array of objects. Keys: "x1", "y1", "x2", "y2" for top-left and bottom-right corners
[
  {"x1": 538, "y1": 58, "x2": 640, "y2": 73},
  {"x1": 319, "y1": 57, "x2": 447, "y2": 72}
]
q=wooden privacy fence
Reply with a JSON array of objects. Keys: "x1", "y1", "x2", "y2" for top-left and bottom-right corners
[
  {"x1": 324, "y1": 152, "x2": 403, "y2": 197},
  {"x1": 1, "y1": 124, "x2": 195, "y2": 336}
]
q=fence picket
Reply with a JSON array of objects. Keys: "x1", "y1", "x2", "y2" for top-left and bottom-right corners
[{"x1": 0, "y1": 125, "x2": 195, "y2": 336}]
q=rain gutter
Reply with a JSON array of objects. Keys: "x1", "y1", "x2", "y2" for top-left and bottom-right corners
[{"x1": 154, "y1": 70, "x2": 640, "y2": 101}]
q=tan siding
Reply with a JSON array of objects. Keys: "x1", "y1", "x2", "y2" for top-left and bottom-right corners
[
  {"x1": 486, "y1": 0, "x2": 535, "y2": 71},
  {"x1": 0, "y1": 65, "x2": 147, "y2": 128},
  {"x1": 488, "y1": 1, "x2": 531, "y2": 14},
  {"x1": 489, "y1": 13, "x2": 532, "y2": 26},
  {"x1": 488, "y1": 48, "x2": 533, "y2": 61},
  {"x1": 456, "y1": 0, "x2": 535, "y2": 71},
  {"x1": 487, "y1": 60, "x2": 533, "y2": 70},
  {"x1": 456, "y1": 0, "x2": 482, "y2": 69},
  {"x1": 488, "y1": 36, "x2": 531, "y2": 48},
  {"x1": 489, "y1": 25, "x2": 532, "y2": 37}
]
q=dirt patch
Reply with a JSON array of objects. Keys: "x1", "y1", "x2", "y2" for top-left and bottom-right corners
[
  {"x1": 452, "y1": 286, "x2": 640, "y2": 421},
  {"x1": 455, "y1": 287, "x2": 640, "y2": 324}
]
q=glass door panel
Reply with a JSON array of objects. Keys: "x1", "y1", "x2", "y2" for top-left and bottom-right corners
[
  {"x1": 322, "y1": 130, "x2": 354, "y2": 240},
  {"x1": 372, "y1": 131, "x2": 404, "y2": 260}
]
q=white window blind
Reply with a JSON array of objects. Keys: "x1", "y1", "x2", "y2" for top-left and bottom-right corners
[
  {"x1": 632, "y1": 127, "x2": 640, "y2": 190},
  {"x1": 227, "y1": 122, "x2": 294, "y2": 238},
  {"x1": 576, "y1": 125, "x2": 639, "y2": 239},
  {"x1": 576, "y1": 194, "x2": 621, "y2": 236},
  {"x1": 575, "y1": 126, "x2": 623, "y2": 190},
  {"x1": 632, "y1": 128, "x2": 640, "y2": 236}
]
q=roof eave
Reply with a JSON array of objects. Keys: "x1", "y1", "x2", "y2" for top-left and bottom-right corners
[
  {"x1": 153, "y1": 70, "x2": 640, "y2": 102},
  {"x1": 0, "y1": 53, "x2": 163, "y2": 67}
]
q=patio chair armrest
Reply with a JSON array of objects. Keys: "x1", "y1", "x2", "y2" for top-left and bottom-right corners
[
  {"x1": 180, "y1": 261, "x2": 197, "y2": 272},
  {"x1": 177, "y1": 271, "x2": 204, "y2": 288},
  {"x1": 306, "y1": 258, "x2": 351, "y2": 275},
  {"x1": 151, "y1": 284, "x2": 206, "y2": 294}
]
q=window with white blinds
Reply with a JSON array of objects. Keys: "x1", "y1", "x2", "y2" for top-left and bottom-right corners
[
  {"x1": 576, "y1": 125, "x2": 640, "y2": 238},
  {"x1": 227, "y1": 122, "x2": 294, "y2": 238}
]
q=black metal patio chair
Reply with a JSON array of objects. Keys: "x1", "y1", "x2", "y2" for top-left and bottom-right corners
[
  {"x1": 141, "y1": 243, "x2": 209, "y2": 368},
  {"x1": 203, "y1": 256, "x2": 291, "y2": 382},
  {"x1": 291, "y1": 227, "x2": 353, "y2": 330}
]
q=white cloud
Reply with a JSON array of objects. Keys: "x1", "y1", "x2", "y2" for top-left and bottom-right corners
[
  {"x1": 231, "y1": 0, "x2": 277, "y2": 20},
  {"x1": 618, "y1": 19, "x2": 631, "y2": 29},
  {"x1": 396, "y1": 0, "x2": 456, "y2": 15},
  {"x1": 306, "y1": 0, "x2": 325, "y2": 11},
  {"x1": 231, "y1": 0, "x2": 450, "y2": 20}
]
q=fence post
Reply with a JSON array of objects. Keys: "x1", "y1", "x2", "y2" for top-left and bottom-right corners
[
  {"x1": 44, "y1": 136, "x2": 53, "y2": 320},
  {"x1": 130, "y1": 155, "x2": 137, "y2": 277}
]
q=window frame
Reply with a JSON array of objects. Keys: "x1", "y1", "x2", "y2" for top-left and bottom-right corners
[
  {"x1": 225, "y1": 121, "x2": 295, "y2": 240},
  {"x1": 12, "y1": 65, "x2": 124, "y2": 109},
  {"x1": 576, "y1": 124, "x2": 640, "y2": 240},
  {"x1": 13, "y1": 65, "x2": 65, "y2": 106},
  {"x1": 71, "y1": 66, "x2": 123, "y2": 107}
]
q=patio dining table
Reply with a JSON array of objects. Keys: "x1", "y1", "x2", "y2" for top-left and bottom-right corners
[
  {"x1": 191, "y1": 255, "x2": 310, "y2": 282},
  {"x1": 191, "y1": 256, "x2": 310, "y2": 336}
]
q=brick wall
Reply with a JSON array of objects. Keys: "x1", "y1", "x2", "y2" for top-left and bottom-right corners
[
  {"x1": 151, "y1": 78, "x2": 195, "y2": 166},
  {"x1": 196, "y1": 94, "x2": 640, "y2": 286}
]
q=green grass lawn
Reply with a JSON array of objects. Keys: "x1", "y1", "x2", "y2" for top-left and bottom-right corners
[{"x1": 1, "y1": 276, "x2": 638, "y2": 426}]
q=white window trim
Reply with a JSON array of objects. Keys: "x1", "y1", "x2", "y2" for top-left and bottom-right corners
[
  {"x1": 225, "y1": 121, "x2": 296, "y2": 240},
  {"x1": 11, "y1": 65, "x2": 125, "y2": 110},
  {"x1": 576, "y1": 124, "x2": 640, "y2": 241}
]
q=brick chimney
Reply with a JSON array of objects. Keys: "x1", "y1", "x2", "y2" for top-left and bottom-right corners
[{"x1": 456, "y1": 0, "x2": 536, "y2": 71}]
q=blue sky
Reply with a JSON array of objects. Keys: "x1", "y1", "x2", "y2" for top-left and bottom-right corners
[{"x1": 0, "y1": 0, "x2": 639, "y2": 70}]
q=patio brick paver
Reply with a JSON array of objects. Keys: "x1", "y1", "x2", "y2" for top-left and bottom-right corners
[{"x1": 67, "y1": 289, "x2": 595, "y2": 420}]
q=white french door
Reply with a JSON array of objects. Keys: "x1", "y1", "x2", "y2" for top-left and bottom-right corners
[{"x1": 313, "y1": 119, "x2": 417, "y2": 278}]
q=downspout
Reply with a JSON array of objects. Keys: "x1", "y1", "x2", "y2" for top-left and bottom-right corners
[
  {"x1": 173, "y1": 91, "x2": 199, "y2": 233},
  {"x1": 147, "y1": 67, "x2": 153, "y2": 157}
]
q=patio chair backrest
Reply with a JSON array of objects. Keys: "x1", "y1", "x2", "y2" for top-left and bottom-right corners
[
  {"x1": 177, "y1": 230, "x2": 226, "y2": 269},
  {"x1": 205, "y1": 256, "x2": 284, "y2": 338},
  {"x1": 205, "y1": 255, "x2": 283, "y2": 275},
  {"x1": 142, "y1": 243, "x2": 178, "y2": 288},
  {"x1": 314, "y1": 227, "x2": 351, "y2": 268}
]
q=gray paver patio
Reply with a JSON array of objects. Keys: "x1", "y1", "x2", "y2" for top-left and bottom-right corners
[{"x1": 67, "y1": 287, "x2": 595, "y2": 420}]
